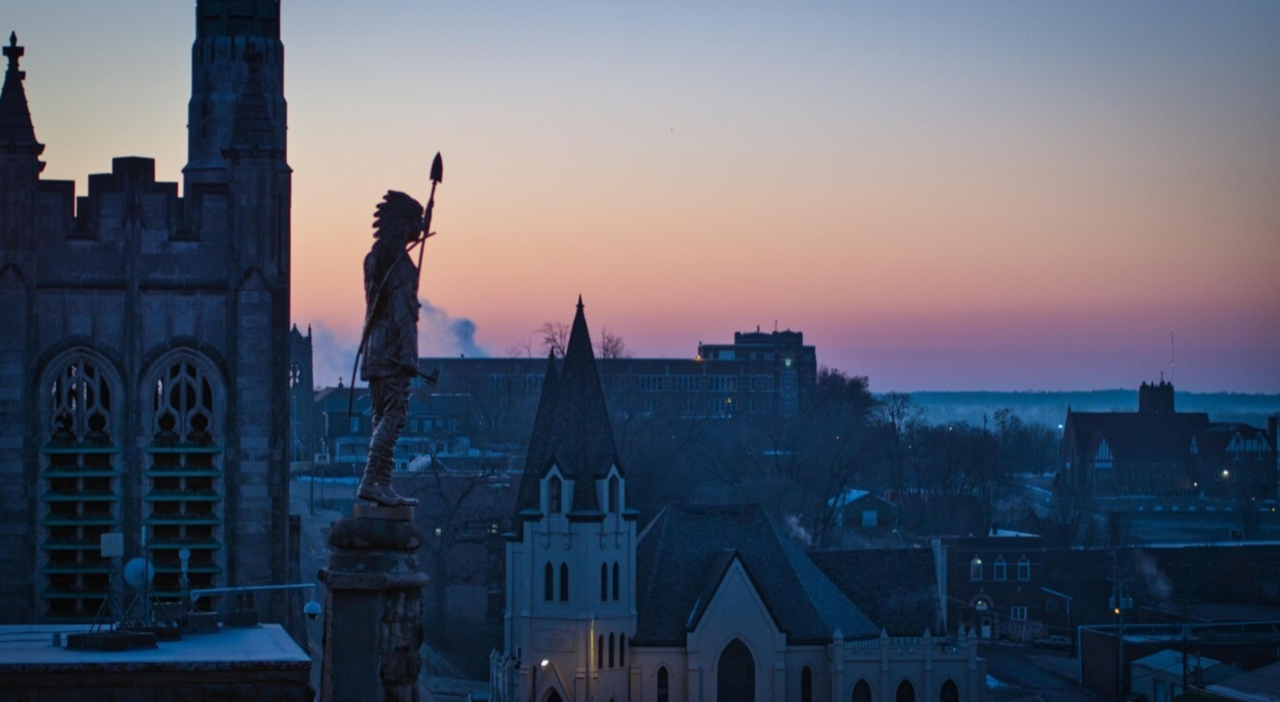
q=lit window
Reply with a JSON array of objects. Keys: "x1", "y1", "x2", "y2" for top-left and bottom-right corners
[{"x1": 970, "y1": 557, "x2": 983, "y2": 581}]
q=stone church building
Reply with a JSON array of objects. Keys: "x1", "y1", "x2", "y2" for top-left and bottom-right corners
[
  {"x1": 0, "y1": 0, "x2": 293, "y2": 622},
  {"x1": 490, "y1": 301, "x2": 985, "y2": 702}
]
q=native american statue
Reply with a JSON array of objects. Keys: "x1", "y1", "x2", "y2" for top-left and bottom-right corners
[{"x1": 351, "y1": 155, "x2": 443, "y2": 507}]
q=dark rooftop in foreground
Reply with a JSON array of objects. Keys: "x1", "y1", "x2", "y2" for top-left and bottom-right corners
[{"x1": 0, "y1": 624, "x2": 311, "y2": 701}]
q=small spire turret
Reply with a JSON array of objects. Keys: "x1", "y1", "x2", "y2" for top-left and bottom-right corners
[{"x1": 0, "y1": 31, "x2": 43, "y2": 154}]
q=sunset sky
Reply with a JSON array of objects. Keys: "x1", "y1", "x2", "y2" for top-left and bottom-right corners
[{"x1": 8, "y1": 1, "x2": 1280, "y2": 392}]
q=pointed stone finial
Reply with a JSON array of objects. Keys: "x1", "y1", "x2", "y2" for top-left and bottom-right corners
[
  {"x1": 576, "y1": 294, "x2": 584, "y2": 312},
  {"x1": 4, "y1": 32, "x2": 23, "y2": 71}
]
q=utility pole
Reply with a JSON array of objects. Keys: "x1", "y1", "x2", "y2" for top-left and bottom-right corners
[{"x1": 1109, "y1": 550, "x2": 1134, "y2": 700}]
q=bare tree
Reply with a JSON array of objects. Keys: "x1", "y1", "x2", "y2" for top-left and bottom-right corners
[
  {"x1": 597, "y1": 326, "x2": 630, "y2": 360},
  {"x1": 535, "y1": 321, "x2": 570, "y2": 357}
]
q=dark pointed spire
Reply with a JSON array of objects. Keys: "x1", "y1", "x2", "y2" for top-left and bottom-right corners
[
  {"x1": 550, "y1": 297, "x2": 620, "y2": 511},
  {"x1": 513, "y1": 299, "x2": 621, "y2": 521},
  {"x1": 0, "y1": 32, "x2": 44, "y2": 153},
  {"x1": 515, "y1": 349, "x2": 561, "y2": 516},
  {"x1": 226, "y1": 45, "x2": 280, "y2": 156}
]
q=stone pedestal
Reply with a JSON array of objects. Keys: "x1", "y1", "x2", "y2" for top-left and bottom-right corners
[{"x1": 319, "y1": 512, "x2": 428, "y2": 702}]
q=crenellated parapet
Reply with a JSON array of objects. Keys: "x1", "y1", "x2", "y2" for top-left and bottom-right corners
[{"x1": 32, "y1": 157, "x2": 234, "y2": 289}]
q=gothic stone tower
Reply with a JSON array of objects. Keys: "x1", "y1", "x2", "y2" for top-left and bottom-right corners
[
  {"x1": 0, "y1": 0, "x2": 292, "y2": 623},
  {"x1": 492, "y1": 299, "x2": 638, "y2": 702}
]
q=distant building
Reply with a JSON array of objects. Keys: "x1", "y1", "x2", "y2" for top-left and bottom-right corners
[
  {"x1": 488, "y1": 300, "x2": 984, "y2": 702},
  {"x1": 288, "y1": 324, "x2": 318, "y2": 464},
  {"x1": 1060, "y1": 380, "x2": 1277, "y2": 500},
  {"x1": 303, "y1": 327, "x2": 822, "y2": 489},
  {"x1": 0, "y1": 1, "x2": 294, "y2": 623},
  {"x1": 934, "y1": 531, "x2": 1046, "y2": 642}
]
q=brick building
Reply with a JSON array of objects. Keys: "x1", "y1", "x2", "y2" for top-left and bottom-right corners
[{"x1": 1060, "y1": 380, "x2": 1277, "y2": 500}]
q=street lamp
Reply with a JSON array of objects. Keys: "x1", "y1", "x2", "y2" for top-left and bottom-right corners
[{"x1": 531, "y1": 658, "x2": 548, "y2": 701}]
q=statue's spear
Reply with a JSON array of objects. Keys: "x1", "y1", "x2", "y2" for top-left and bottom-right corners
[{"x1": 347, "y1": 153, "x2": 444, "y2": 417}]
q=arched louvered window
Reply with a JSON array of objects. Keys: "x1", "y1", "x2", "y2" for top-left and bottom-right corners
[
  {"x1": 801, "y1": 665, "x2": 813, "y2": 702},
  {"x1": 544, "y1": 562, "x2": 554, "y2": 601},
  {"x1": 597, "y1": 635, "x2": 604, "y2": 669},
  {"x1": 717, "y1": 638, "x2": 755, "y2": 701},
  {"x1": 612, "y1": 562, "x2": 620, "y2": 600},
  {"x1": 619, "y1": 634, "x2": 626, "y2": 667},
  {"x1": 608, "y1": 475, "x2": 619, "y2": 512},
  {"x1": 145, "y1": 353, "x2": 224, "y2": 607},
  {"x1": 40, "y1": 354, "x2": 121, "y2": 621},
  {"x1": 601, "y1": 562, "x2": 609, "y2": 601},
  {"x1": 559, "y1": 563, "x2": 569, "y2": 602},
  {"x1": 657, "y1": 667, "x2": 670, "y2": 702},
  {"x1": 608, "y1": 632, "x2": 615, "y2": 668}
]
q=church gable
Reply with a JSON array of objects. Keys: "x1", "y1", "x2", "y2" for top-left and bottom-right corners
[{"x1": 687, "y1": 554, "x2": 784, "y2": 654}]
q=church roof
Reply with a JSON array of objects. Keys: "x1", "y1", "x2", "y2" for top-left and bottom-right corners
[
  {"x1": 0, "y1": 33, "x2": 42, "y2": 152},
  {"x1": 633, "y1": 504, "x2": 880, "y2": 646},
  {"x1": 515, "y1": 298, "x2": 620, "y2": 516},
  {"x1": 1065, "y1": 410, "x2": 1209, "y2": 463},
  {"x1": 809, "y1": 549, "x2": 941, "y2": 636}
]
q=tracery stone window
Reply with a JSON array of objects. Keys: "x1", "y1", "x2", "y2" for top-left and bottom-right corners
[
  {"x1": 40, "y1": 355, "x2": 120, "y2": 621},
  {"x1": 144, "y1": 355, "x2": 223, "y2": 602}
]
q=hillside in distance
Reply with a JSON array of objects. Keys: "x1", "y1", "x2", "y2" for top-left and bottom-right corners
[{"x1": 903, "y1": 390, "x2": 1280, "y2": 429}]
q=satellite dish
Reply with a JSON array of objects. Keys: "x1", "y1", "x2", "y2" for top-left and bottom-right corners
[{"x1": 123, "y1": 557, "x2": 154, "y2": 588}]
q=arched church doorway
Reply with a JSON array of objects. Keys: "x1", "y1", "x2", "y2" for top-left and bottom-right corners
[{"x1": 717, "y1": 638, "x2": 755, "y2": 701}]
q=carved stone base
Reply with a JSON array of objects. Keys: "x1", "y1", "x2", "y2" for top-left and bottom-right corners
[
  {"x1": 354, "y1": 503, "x2": 415, "y2": 521},
  {"x1": 319, "y1": 516, "x2": 428, "y2": 702}
]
